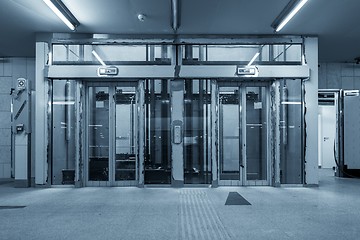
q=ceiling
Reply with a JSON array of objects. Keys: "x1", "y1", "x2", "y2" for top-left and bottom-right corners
[{"x1": 1, "y1": 0, "x2": 360, "y2": 62}]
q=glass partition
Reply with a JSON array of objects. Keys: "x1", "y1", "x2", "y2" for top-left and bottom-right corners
[
  {"x1": 182, "y1": 44, "x2": 302, "y2": 65},
  {"x1": 52, "y1": 42, "x2": 302, "y2": 65},
  {"x1": 51, "y1": 80, "x2": 76, "y2": 184},
  {"x1": 52, "y1": 44, "x2": 173, "y2": 65}
]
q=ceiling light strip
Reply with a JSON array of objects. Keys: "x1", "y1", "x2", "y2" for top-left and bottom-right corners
[
  {"x1": 43, "y1": 0, "x2": 79, "y2": 31},
  {"x1": 273, "y1": 0, "x2": 308, "y2": 32}
]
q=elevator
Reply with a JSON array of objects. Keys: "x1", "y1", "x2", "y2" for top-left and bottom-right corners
[{"x1": 42, "y1": 37, "x2": 313, "y2": 187}]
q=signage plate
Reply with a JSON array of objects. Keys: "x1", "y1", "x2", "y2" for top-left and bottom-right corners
[
  {"x1": 236, "y1": 67, "x2": 256, "y2": 76},
  {"x1": 97, "y1": 66, "x2": 118, "y2": 76}
]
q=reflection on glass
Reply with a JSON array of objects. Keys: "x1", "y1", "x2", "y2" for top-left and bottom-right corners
[
  {"x1": 184, "y1": 80, "x2": 212, "y2": 184},
  {"x1": 220, "y1": 87, "x2": 240, "y2": 180},
  {"x1": 246, "y1": 87, "x2": 267, "y2": 181},
  {"x1": 115, "y1": 87, "x2": 136, "y2": 181},
  {"x1": 88, "y1": 87, "x2": 109, "y2": 181},
  {"x1": 52, "y1": 80, "x2": 76, "y2": 184}
]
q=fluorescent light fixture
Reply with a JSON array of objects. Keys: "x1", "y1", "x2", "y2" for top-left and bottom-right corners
[
  {"x1": 92, "y1": 50, "x2": 106, "y2": 66},
  {"x1": 247, "y1": 52, "x2": 260, "y2": 66},
  {"x1": 43, "y1": 0, "x2": 79, "y2": 31},
  {"x1": 52, "y1": 101, "x2": 75, "y2": 105},
  {"x1": 281, "y1": 101, "x2": 302, "y2": 105},
  {"x1": 271, "y1": 0, "x2": 308, "y2": 32}
]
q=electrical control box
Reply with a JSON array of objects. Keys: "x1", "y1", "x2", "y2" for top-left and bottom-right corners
[{"x1": 343, "y1": 90, "x2": 360, "y2": 169}]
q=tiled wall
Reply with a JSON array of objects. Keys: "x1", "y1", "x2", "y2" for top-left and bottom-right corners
[
  {"x1": 319, "y1": 62, "x2": 360, "y2": 90},
  {"x1": 0, "y1": 58, "x2": 35, "y2": 178}
]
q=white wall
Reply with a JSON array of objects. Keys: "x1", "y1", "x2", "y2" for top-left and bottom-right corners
[
  {"x1": 304, "y1": 37, "x2": 319, "y2": 185},
  {"x1": 0, "y1": 58, "x2": 35, "y2": 179}
]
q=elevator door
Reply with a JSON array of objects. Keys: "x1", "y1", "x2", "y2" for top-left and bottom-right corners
[
  {"x1": 86, "y1": 83, "x2": 138, "y2": 186},
  {"x1": 219, "y1": 84, "x2": 269, "y2": 186}
]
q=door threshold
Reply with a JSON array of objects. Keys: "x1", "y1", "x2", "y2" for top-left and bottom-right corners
[
  {"x1": 51, "y1": 185, "x2": 75, "y2": 188},
  {"x1": 183, "y1": 184, "x2": 212, "y2": 188},
  {"x1": 144, "y1": 184, "x2": 172, "y2": 188}
]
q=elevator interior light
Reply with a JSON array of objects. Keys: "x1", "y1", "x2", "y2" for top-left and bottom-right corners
[
  {"x1": 43, "y1": 0, "x2": 79, "y2": 31},
  {"x1": 92, "y1": 50, "x2": 107, "y2": 66},
  {"x1": 247, "y1": 52, "x2": 260, "y2": 66},
  {"x1": 281, "y1": 101, "x2": 302, "y2": 105},
  {"x1": 271, "y1": 0, "x2": 308, "y2": 32},
  {"x1": 52, "y1": 101, "x2": 75, "y2": 105}
]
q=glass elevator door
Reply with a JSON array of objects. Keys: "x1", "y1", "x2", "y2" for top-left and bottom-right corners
[
  {"x1": 219, "y1": 83, "x2": 269, "y2": 185},
  {"x1": 87, "y1": 82, "x2": 138, "y2": 186}
]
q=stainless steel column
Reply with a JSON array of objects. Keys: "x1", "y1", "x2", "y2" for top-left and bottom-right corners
[
  {"x1": 211, "y1": 80, "x2": 218, "y2": 187},
  {"x1": 35, "y1": 42, "x2": 49, "y2": 185},
  {"x1": 138, "y1": 80, "x2": 145, "y2": 186},
  {"x1": 273, "y1": 81, "x2": 281, "y2": 186},
  {"x1": 171, "y1": 80, "x2": 184, "y2": 187}
]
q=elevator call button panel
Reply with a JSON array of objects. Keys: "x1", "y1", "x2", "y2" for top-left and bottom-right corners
[
  {"x1": 172, "y1": 120, "x2": 183, "y2": 144},
  {"x1": 174, "y1": 126, "x2": 182, "y2": 144}
]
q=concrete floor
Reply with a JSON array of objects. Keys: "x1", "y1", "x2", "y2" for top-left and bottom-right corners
[{"x1": 1, "y1": 169, "x2": 360, "y2": 240}]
